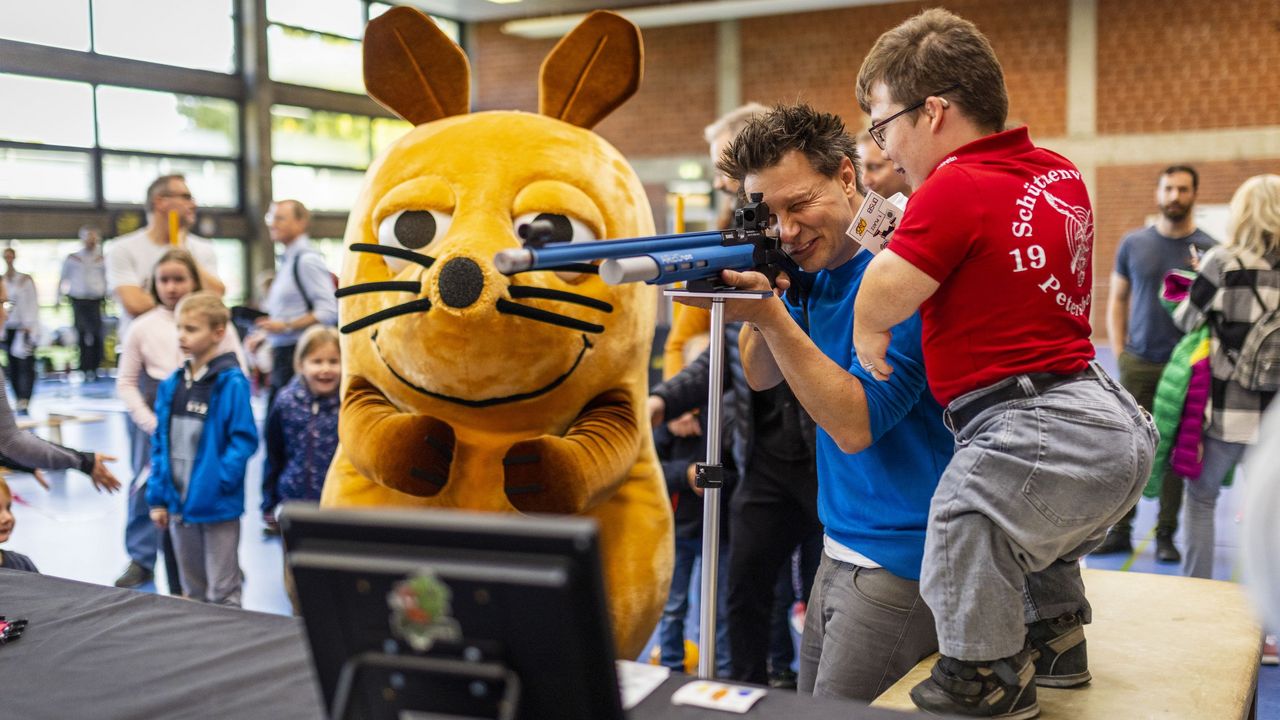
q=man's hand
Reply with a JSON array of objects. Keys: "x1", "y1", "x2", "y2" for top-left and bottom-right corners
[
  {"x1": 32, "y1": 469, "x2": 49, "y2": 491},
  {"x1": 256, "y1": 317, "x2": 288, "y2": 334},
  {"x1": 852, "y1": 323, "x2": 895, "y2": 381},
  {"x1": 666, "y1": 411, "x2": 702, "y2": 438},
  {"x1": 673, "y1": 269, "x2": 788, "y2": 327},
  {"x1": 685, "y1": 463, "x2": 704, "y2": 498},
  {"x1": 646, "y1": 395, "x2": 666, "y2": 428},
  {"x1": 89, "y1": 454, "x2": 121, "y2": 493},
  {"x1": 150, "y1": 507, "x2": 169, "y2": 529},
  {"x1": 244, "y1": 330, "x2": 267, "y2": 353}
]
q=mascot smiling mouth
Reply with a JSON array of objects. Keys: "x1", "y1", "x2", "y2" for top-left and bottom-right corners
[{"x1": 372, "y1": 330, "x2": 593, "y2": 408}]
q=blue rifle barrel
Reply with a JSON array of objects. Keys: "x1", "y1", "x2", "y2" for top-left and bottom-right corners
[
  {"x1": 493, "y1": 230, "x2": 729, "y2": 275},
  {"x1": 599, "y1": 243, "x2": 756, "y2": 286}
]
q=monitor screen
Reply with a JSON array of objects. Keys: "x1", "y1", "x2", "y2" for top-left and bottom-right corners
[{"x1": 281, "y1": 505, "x2": 624, "y2": 720}]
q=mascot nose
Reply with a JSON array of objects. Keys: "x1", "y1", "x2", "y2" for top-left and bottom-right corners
[{"x1": 437, "y1": 256, "x2": 486, "y2": 308}]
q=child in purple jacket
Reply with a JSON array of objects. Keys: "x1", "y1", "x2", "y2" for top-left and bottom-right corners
[{"x1": 260, "y1": 326, "x2": 340, "y2": 535}]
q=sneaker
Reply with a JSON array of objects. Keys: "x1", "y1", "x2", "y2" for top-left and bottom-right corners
[
  {"x1": 768, "y1": 668, "x2": 798, "y2": 690},
  {"x1": 910, "y1": 650, "x2": 1039, "y2": 719},
  {"x1": 1264, "y1": 635, "x2": 1278, "y2": 666},
  {"x1": 1088, "y1": 528, "x2": 1132, "y2": 555},
  {"x1": 114, "y1": 561, "x2": 154, "y2": 588},
  {"x1": 790, "y1": 600, "x2": 806, "y2": 636},
  {"x1": 1025, "y1": 613, "x2": 1091, "y2": 687},
  {"x1": 1155, "y1": 533, "x2": 1181, "y2": 563}
]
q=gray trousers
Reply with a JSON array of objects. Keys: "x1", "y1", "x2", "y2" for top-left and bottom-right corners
[
  {"x1": 1182, "y1": 436, "x2": 1247, "y2": 579},
  {"x1": 924, "y1": 365, "x2": 1156, "y2": 660},
  {"x1": 170, "y1": 518, "x2": 242, "y2": 607},
  {"x1": 797, "y1": 555, "x2": 938, "y2": 701}
]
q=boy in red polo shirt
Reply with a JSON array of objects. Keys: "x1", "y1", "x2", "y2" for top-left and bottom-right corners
[{"x1": 852, "y1": 9, "x2": 1157, "y2": 718}]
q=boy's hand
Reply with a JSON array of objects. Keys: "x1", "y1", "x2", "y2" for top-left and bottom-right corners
[
  {"x1": 150, "y1": 508, "x2": 169, "y2": 529},
  {"x1": 90, "y1": 454, "x2": 122, "y2": 493}
]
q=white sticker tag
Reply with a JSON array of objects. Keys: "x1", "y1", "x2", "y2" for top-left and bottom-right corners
[
  {"x1": 670, "y1": 680, "x2": 768, "y2": 713},
  {"x1": 846, "y1": 190, "x2": 907, "y2": 255}
]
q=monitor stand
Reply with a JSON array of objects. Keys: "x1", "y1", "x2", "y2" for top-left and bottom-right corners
[{"x1": 331, "y1": 652, "x2": 521, "y2": 720}]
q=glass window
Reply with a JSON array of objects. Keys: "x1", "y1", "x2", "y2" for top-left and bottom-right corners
[
  {"x1": 97, "y1": 86, "x2": 239, "y2": 157},
  {"x1": 213, "y1": 239, "x2": 247, "y2": 306},
  {"x1": 0, "y1": 148, "x2": 93, "y2": 203},
  {"x1": 2, "y1": 239, "x2": 83, "y2": 331},
  {"x1": 102, "y1": 154, "x2": 238, "y2": 208},
  {"x1": 0, "y1": 74, "x2": 95, "y2": 148},
  {"x1": 92, "y1": 0, "x2": 236, "y2": 73},
  {"x1": 0, "y1": 0, "x2": 91, "y2": 51},
  {"x1": 310, "y1": 238, "x2": 346, "y2": 273},
  {"x1": 267, "y1": 25, "x2": 363, "y2": 94},
  {"x1": 371, "y1": 116, "x2": 413, "y2": 157},
  {"x1": 272, "y1": 165, "x2": 366, "y2": 212},
  {"x1": 368, "y1": 3, "x2": 460, "y2": 44},
  {"x1": 271, "y1": 105, "x2": 370, "y2": 168},
  {"x1": 268, "y1": 0, "x2": 364, "y2": 38}
]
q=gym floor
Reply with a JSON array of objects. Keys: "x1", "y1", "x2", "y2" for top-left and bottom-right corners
[{"x1": 4, "y1": 348, "x2": 1275, "y2": 716}]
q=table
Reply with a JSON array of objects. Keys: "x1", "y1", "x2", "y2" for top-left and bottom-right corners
[{"x1": 0, "y1": 569, "x2": 908, "y2": 720}]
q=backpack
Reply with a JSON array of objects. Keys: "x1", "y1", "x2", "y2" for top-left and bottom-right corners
[
  {"x1": 291, "y1": 249, "x2": 339, "y2": 322},
  {"x1": 1223, "y1": 257, "x2": 1280, "y2": 392},
  {"x1": 1231, "y1": 295, "x2": 1280, "y2": 392}
]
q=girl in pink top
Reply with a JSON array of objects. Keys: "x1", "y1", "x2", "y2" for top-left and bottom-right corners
[{"x1": 116, "y1": 250, "x2": 246, "y2": 436}]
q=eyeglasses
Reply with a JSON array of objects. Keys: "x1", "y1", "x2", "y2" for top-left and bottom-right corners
[
  {"x1": 867, "y1": 83, "x2": 961, "y2": 151},
  {"x1": 158, "y1": 191, "x2": 194, "y2": 201}
]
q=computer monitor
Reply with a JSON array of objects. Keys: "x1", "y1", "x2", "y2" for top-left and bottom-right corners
[{"x1": 281, "y1": 505, "x2": 624, "y2": 720}]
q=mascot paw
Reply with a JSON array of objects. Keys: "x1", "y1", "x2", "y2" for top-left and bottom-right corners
[
  {"x1": 503, "y1": 435, "x2": 590, "y2": 514},
  {"x1": 502, "y1": 389, "x2": 637, "y2": 514},
  {"x1": 368, "y1": 414, "x2": 457, "y2": 497}
]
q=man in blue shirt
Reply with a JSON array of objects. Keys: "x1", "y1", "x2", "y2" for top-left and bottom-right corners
[
  {"x1": 1097, "y1": 166, "x2": 1217, "y2": 561},
  {"x1": 683, "y1": 103, "x2": 953, "y2": 702},
  {"x1": 249, "y1": 200, "x2": 338, "y2": 407}
]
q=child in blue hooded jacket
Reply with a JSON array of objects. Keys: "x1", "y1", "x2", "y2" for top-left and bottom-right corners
[{"x1": 148, "y1": 292, "x2": 259, "y2": 606}]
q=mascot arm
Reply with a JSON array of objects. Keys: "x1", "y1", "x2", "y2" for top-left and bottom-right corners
[
  {"x1": 503, "y1": 389, "x2": 640, "y2": 514},
  {"x1": 340, "y1": 375, "x2": 455, "y2": 496}
]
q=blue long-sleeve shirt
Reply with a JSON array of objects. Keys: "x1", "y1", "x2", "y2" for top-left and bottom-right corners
[
  {"x1": 784, "y1": 250, "x2": 953, "y2": 581},
  {"x1": 265, "y1": 236, "x2": 338, "y2": 346}
]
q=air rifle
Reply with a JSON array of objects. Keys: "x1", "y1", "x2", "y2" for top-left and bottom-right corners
[{"x1": 494, "y1": 194, "x2": 797, "y2": 291}]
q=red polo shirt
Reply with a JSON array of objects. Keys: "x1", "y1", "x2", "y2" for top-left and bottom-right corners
[{"x1": 889, "y1": 127, "x2": 1095, "y2": 406}]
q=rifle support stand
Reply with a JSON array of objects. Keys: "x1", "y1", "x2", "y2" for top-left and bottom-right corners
[{"x1": 664, "y1": 287, "x2": 770, "y2": 679}]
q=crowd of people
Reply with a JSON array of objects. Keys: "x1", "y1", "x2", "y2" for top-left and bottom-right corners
[
  {"x1": 644, "y1": 8, "x2": 1278, "y2": 717},
  {"x1": 0, "y1": 173, "x2": 343, "y2": 610},
  {"x1": 0, "y1": 7, "x2": 1277, "y2": 717}
]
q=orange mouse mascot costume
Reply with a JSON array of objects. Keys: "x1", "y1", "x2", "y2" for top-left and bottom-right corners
[{"x1": 320, "y1": 7, "x2": 673, "y2": 658}]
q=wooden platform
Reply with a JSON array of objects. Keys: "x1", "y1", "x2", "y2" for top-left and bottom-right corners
[
  {"x1": 873, "y1": 569, "x2": 1261, "y2": 719},
  {"x1": 15, "y1": 412, "x2": 104, "y2": 445}
]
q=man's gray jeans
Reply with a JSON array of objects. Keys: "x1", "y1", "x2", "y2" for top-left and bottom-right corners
[{"x1": 798, "y1": 555, "x2": 937, "y2": 701}]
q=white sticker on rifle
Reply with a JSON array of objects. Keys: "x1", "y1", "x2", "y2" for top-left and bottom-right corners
[{"x1": 846, "y1": 190, "x2": 907, "y2": 255}]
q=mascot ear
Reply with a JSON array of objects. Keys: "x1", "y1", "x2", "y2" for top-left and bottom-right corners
[
  {"x1": 539, "y1": 10, "x2": 643, "y2": 129},
  {"x1": 363, "y1": 6, "x2": 470, "y2": 124}
]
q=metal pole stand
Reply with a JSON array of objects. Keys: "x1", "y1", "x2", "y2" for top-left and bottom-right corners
[{"x1": 664, "y1": 288, "x2": 771, "y2": 679}]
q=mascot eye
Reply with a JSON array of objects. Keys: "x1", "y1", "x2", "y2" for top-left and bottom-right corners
[
  {"x1": 513, "y1": 212, "x2": 597, "y2": 249},
  {"x1": 376, "y1": 209, "x2": 452, "y2": 271},
  {"x1": 378, "y1": 209, "x2": 452, "y2": 250}
]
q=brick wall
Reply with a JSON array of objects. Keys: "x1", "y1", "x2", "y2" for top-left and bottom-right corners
[
  {"x1": 470, "y1": 21, "x2": 717, "y2": 158},
  {"x1": 1097, "y1": 0, "x2": 1280, "y2": 134},
  {"x1": 1091, "y1": 158, "x2": 1280, "y2": 333},
  {"x1": 463, "y1": 2, "x2": 1280, "y2": 340},
  {"x1": 740, "y1": 0, "x2": 1068, "y2": 137}
]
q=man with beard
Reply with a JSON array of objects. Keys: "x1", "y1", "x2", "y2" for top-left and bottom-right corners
[{"x1": 1094, "y1": 166, "x2": 1216, "y2": 561}]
